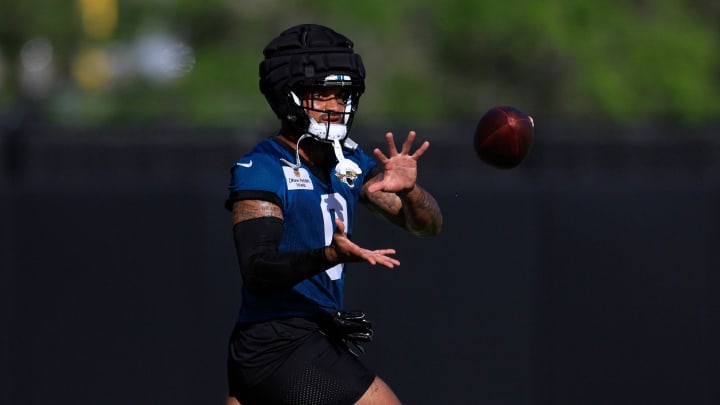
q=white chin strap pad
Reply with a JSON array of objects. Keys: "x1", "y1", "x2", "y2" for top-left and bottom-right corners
[{"x1": 307, "y1": 117, "x2": 348, "y2": 142}]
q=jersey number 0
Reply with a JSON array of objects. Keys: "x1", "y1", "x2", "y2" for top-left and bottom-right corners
[{"x1": 320, "y1": 193, "x2": 348, "y2": 280}]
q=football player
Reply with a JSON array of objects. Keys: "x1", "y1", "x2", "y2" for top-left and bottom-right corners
[{"x1": 225, "y1": 24, "x2": 442, "y2": 405}]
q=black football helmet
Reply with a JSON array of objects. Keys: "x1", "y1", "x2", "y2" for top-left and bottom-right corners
[{"x1": 259, "y1": 24, "x2": 366, "y2": 144}]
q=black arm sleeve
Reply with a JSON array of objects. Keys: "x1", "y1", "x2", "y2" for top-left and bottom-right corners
[{"x1": 233, "y1": 217, "x2": 332, "y2": 293}]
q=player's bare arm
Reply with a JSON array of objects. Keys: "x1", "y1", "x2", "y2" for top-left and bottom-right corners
[
  {"x1": 361, "y1": 131, "x2": 443, "y2": 237},
  {"x1": 232, "y1": 199, "x2": 283, "y2": 224}
]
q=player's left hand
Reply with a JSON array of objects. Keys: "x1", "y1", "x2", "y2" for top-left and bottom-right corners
[
  {"x1": 327, "y1": 218, "x2": 400, "y2": 268},
  {"x1": 367, "y1": 131, "x2": 429, "y2": 195}
]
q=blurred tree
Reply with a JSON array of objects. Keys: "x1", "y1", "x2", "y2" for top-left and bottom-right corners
[{"x1": 0, "y1": 0, "x2": 718, "y2": 131}]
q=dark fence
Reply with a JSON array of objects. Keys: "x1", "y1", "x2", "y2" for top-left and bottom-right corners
[{"x1": 1, "y1": 124, "x2": 719, "y2": 404}]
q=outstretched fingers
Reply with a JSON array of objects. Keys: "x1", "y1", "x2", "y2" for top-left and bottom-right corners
[
  {"x1": 352, "y1": 247, "x2": 399, "y2": 268},
  {"x1": 372, "y1": 132, "x2": 401, "y2": 163},
  {"x1": 384, "y1": 132, "x2": 399, "y2": 155},
  {"x1": 363, "y1": 249, "x2": 400, "y2": 268},
  {"x1": 374, "y1": 131, "x2": 428, "y2": 161},
  {"x1": 372, "y1": 147, "x2": 389, "y2": 164},
  {"x1": 401, "y1": 130, "x2": 430, "y2": 160},
  {"x1": 399, "y1": 131, "x2": 416, "y2": 154},
  {"x1": 410, "y1": 140, "x2": 430, "y2": 160},
  {"x1": 332, "y1": 218, "x2": 400, "y2": 268}
]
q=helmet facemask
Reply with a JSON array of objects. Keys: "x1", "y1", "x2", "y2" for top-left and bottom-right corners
[
  {"x1": 285, "y1": 75, "x2": 364, "y2": 187},
  {"x1": 289, "y1": 74, "x2": 361, "y2": 144}
]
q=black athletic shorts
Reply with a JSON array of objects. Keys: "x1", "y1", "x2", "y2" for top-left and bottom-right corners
[{"x1": 227, "y1": 317, "x2": 376, "y2": 405}]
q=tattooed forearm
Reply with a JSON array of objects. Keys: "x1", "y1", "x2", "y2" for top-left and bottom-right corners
[
  {"x1": 398, "y1": 186, "x2": 443, "y2": 236},
  {"x1": 362, "y1": 185, "x2": 442, "y2": 237},
  {"x1": 367, "y1": 190, "x2": 403, "y2": 215},
  {"x1": 361, "y1": 190, "x2": 406, "y2": 228},
  {"x1": 232, "y1": 200, "x2": 283, "y2": 224}
]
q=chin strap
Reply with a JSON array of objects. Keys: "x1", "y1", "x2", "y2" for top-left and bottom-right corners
[{"x1": 279, "y1": 134, "x2": 312, "y2": 170}]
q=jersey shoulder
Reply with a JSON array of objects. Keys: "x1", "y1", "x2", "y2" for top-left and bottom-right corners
[{"x1": 228, "y1": 138, "x2": 291, "y2": 193}]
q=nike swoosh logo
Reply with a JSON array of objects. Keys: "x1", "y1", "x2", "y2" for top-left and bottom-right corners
[{"x1": 236, "y1": 160, "x2": 253, "y2": 168}]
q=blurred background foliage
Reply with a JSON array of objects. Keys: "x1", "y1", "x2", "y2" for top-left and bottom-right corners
[{"x1": 0, "y1": 0, "x2": 719, "y2": 133}]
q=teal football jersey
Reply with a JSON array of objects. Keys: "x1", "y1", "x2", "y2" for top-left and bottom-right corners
[{"x1": 227, "y1": 137, "x2": 378, "y2": 322}]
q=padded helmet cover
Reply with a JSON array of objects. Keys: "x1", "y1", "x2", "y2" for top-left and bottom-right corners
[{"x1": 259, "y1": 24, "x2": 366, "y2": 126}]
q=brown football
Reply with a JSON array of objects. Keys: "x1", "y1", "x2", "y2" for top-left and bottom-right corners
[{"x1": 473, "y1": 106, "x2": 534, "y2": 169}]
